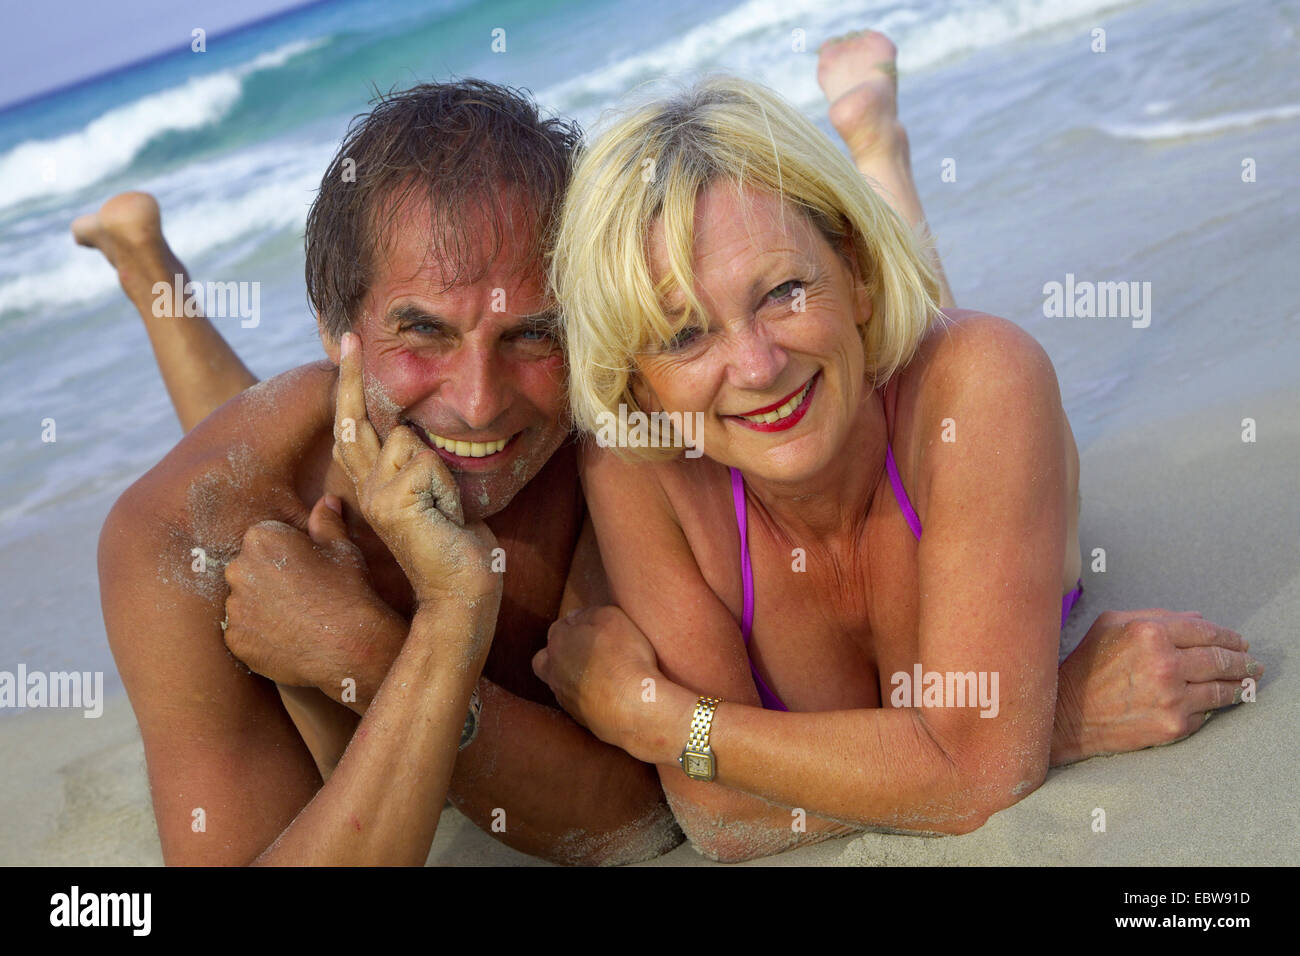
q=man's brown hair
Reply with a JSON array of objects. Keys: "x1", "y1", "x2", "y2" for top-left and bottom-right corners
[{"x1": 305, "y1": 79, "x2": 581, "y2": 340}]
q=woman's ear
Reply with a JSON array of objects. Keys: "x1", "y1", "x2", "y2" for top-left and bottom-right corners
[
  {"x1": 838, "y1": 235, "x2": 873, "y2": 331},
  {"x1": 628, "y1": 371, "x2": 662, "y2": 414}
]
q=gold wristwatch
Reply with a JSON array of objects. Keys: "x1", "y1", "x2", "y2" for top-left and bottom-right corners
[{"x1": 677, "y1": 696, "x2": 722, "y2": 781}]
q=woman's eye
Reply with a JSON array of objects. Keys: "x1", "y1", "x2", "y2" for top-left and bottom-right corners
[
  {"x1": 766, "y1": 280, "x2": 803, "y2": 303},
  {"x1": 665, "y1": 325, "x2": 702, "y2": 351}
]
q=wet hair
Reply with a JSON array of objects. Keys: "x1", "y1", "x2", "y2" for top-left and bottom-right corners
[
  {"x1": 552, "y1": 75, "x2": 943, "y2": 458},
  {"x1": 305, "y1": 79, "x2": 582, "y2": 340}
]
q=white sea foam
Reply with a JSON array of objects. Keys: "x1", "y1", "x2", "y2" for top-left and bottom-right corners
[
  {"x1": 538, "y1": 0, "x2": 1133, "y2": 121},
  {"x1": 0, "y1": 39, "x2": 323, "y2": 212},
  {"x1": 1100, "y1": 103, "x2": 1300, "y2": 141},
  {"x1": 0, "y1": 142, "x2": 329, "y2": 316}
]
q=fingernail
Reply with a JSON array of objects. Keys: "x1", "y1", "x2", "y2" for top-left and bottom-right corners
[
  {"x1": 341, "y1": 332, "x2": 356, "y2": 357},
  {"x1": 323, "y1": 494, "x2": 342, "y2": 516},
  {"x1": 1247, "y1": 660, "x2": 1261, "y2": 676},
  {"x1": 1232, "y1": 686, "x2": 1243, "y2": 705}
]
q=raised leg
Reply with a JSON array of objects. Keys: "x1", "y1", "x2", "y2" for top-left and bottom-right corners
[
  {"x1": 818, "y1": 31, "x2": 956, "y2": 308},
  {"x1": 72, "y1": 191, "x2": 257, "y2": 432}
]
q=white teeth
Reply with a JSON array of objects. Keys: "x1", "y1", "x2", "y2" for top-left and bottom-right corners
[
  {"x1": 426, "y1": 431, "x2": 509, "y2": 457},
  {"x1": 738, "y1": 379, "x2": 812, "y2": 424}
]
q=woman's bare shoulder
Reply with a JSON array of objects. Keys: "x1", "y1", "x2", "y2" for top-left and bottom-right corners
[{"x1": 898, "y1": 310, "x2": 1060, "y2": 423}]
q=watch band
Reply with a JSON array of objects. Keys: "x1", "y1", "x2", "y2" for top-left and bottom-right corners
[
  {"x1": 687, "y1": 696, "x2": 722, "y2": 751},
  {"x1": 458, "y1": 686, "x2": 482, "y2": 751},
  {"x1": 678, "y1": 696, "x2": 722, "y2": 781}
]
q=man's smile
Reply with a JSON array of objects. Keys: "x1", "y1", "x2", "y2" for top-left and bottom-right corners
[{"x1": 407, "y1": 421, "x2": 523, "y2": 468}]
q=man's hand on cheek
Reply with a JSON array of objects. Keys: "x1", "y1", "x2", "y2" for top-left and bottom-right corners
[{"x1": 222, "y1": 495, "x2": 408, "y2": 704}]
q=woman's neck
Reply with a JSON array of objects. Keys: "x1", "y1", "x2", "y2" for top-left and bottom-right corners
[{"x1": 739, "y1": 379, "x2": 890, "y2": 546}]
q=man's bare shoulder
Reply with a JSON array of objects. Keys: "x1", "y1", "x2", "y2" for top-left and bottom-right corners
[{"x1": 114, "y1": 361, "x2": 338, "y2": 563}]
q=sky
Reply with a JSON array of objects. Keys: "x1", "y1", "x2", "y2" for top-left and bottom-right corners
[{"x1": 0, "y1": 0, "x2": 321, "y2": 110}]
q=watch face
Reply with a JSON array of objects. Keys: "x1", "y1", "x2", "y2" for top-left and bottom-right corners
[{"x1": 683, "y1": 752, "x2": 714, "y2": 779}]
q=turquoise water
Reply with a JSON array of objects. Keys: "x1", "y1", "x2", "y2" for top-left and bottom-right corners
[{"x1": 0, "y1": 0, "x2": 1297, "y2": 679}]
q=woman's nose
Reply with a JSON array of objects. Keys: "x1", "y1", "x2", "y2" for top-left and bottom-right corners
[{"x1": 724, "y1": 317, "x2": 787, "y2": 391}]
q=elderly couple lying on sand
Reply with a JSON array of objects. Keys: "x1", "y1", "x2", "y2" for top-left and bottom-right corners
[{"x1": 82, "y1": 30, "x2": 1257, "y2": 865}]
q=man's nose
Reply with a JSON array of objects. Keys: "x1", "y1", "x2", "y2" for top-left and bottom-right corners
[
  {"x1": 724, "y1": 317, "x2": 787, "y2": 392},
  {"x1": 447, "y1": 346, "x2": 512, "y2": 431}
]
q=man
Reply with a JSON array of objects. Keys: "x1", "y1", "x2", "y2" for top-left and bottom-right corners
[{"x1": 84, "y1": 34, "x2": 1255, "y2": 865}]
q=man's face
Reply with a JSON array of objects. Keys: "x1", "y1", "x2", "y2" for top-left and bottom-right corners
[{"x1": 331, "y1": 195, "x2": 570, "y2": 523}]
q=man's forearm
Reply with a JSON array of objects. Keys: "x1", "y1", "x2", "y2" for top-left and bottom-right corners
[
  {"x1": 446, "y1": 677, "x2": 679, "y2": 865},
  {"x1": 318, "y1": 613, "x2": 679, "y2": 865},
  {"x1": 254, "y1": 603, "x2": 489, "y2": 865}
]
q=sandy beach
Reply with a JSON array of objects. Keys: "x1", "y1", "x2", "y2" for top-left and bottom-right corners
[{"x1": 4, "y1": 384, "x2": 1293, "y2": 867}]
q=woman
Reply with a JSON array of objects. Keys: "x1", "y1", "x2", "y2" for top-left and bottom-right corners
[{"x1": 532, "y1": 72, "x2": 1254, "y2": 862}]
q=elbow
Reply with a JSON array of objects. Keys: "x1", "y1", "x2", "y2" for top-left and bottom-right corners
[
  {"x1": 544, "y1": 801, "x2": 687, "y2": 867},
  {"x1": 686, "y1": 829, "x2": 769, "y2": 864},
  {"x1": 666, "y1": 793, "x2": 800, "y2": 864},
  {"x1": 916, "y1": 713, "x2": 1050, "y2": 836},
  {"x1": 940, "y1": 759, "x2": 1049, "y2": 836},
  {"x1": 686, "y1": 828, "x2": 763, "y2": 864}
]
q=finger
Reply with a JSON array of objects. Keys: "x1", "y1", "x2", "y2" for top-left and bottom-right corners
[
  {"x1": 1183, "y1": 679, "x2": 1250, "y2": 714},
  {"x1": 1177, "y1": 645, "x2": 1260, "y2": 683},
  {"x1": 379, "y1": 427, "x2": 464, "y2": 527},
  {"x1": 532, "y1": 648, "x2": 548, "y2": 680},
  {"x1": 373, "y1": 424, "x2": 430, "y2": 480},
  {"x1": 307, "y1": 494, "x2": 350, "y2": 546},
  {"x1": 333, "y1": 332, "x2": 381, "y2": 481},
  {"x1": 1163, "y1": 617, "x2": 1247, "y2": 652}
]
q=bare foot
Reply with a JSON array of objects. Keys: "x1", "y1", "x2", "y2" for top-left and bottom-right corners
[
  {"x1": 71, "y1": 191, "x2": 165, "y2": 276},
  {"x1": 817, "y1": 30, "x2": 906, "y2": 168}
]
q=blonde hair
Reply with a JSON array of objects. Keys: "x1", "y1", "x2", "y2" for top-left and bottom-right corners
[{"x1": 551, "y1": 75, "x2": 942, "y2": 456}]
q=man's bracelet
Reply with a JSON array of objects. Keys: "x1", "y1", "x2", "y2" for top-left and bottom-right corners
[{"x1": 458, "y1": 686, "x2": 482, "y2": 751}]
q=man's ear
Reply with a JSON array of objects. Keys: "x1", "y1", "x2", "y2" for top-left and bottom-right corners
[{"x1": 318, "y1": 316, "x2": 342, "y2": 365}]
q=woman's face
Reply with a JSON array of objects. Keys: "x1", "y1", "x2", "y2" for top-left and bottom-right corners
[{"x1": 637, "y1": 181, "x2": 873, "y2": 482}]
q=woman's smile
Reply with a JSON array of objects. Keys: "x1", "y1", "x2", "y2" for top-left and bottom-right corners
[{"x1": 728, "y1": 371, "x2": 819, "y2": 432}]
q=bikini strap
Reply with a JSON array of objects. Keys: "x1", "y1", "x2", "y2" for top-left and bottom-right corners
[
  {"x1": 730, "y1": 467, "x2": 755, "y2": 643},
  {"x1": 884, "y1": 443, "x2": 923, "y2": 541}
]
